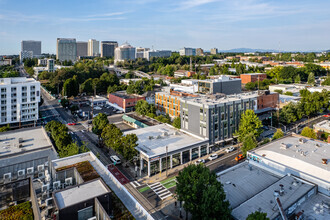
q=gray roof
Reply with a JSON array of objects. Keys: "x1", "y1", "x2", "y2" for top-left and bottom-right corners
[
  {"x1": 217, "y1": 162, "x2": 281, "y2": 209},
  {"x1": 232, "y1": 175, "x2": 315, "y2": 220}
]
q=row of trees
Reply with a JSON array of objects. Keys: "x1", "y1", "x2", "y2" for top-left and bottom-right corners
[
  {"x1": 280, "y1": 89, "x2": 330, "y2": 125},
  {"x1": 266, "y1": 64, "x2": 327, "y2": 83},
  {"x1": 92, "y1": 114, "x2": 138, "y2": 162},
  {"x1": 45, "y1": 121, "x2": 89, "y2": 157},
  {"x1": 134, "y1": 100, "x2": 181, "y2": 129}
]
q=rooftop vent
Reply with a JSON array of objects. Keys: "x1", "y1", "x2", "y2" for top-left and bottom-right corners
[
  {"x1": 299, "y1": 138, "x2": 306, "y2": 144},
  {"x1": 322, "y1": 159, "x2": 328, "y2": 165},
  {"x1": 156, "y1": 135, "x2": 162, "y2": 139},
  {"x1": 148, "y1": 136, "x2": 154, "y2": 140},
  {"x1": 18, "y1": 138, "x2": 23, "y2": 143},
  {"x1": 280, "y1": 143, "x2": 288, "y2": 149},
  {"x1": 315, "y1": 143, "x2": 322, "y2": 148}
]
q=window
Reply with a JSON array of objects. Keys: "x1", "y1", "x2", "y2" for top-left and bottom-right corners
[
  {"x1": 11, "y1": 87, "x2": 16, "y2": 92},
  {"x1": 30, "y1": 86, "x2": 35, "y2": 90},
  {"x1": 22, "y1": 92, "x2": 27, "y2": 97},
  {"x1": 22, "y1": 98, "x2": 27, "y2": 103},
  {"x1": 200, "y1": 108, "x2": 203, "y2": 113},
  {"x1": 1, "y1": 106, "x2": 6, "y2": 111},
  {"x1": 1, "y1": 100, "x2": 6, "y2": 105},
  {"x1": 1, "y1": 94, "x2": 6, "y2": 99},
  {"x1": 1, "y1": 88, "x2": 6, "y2": 93},
  {"x1": 22, "y1": 86, "x2": 27, "y2": 91}
]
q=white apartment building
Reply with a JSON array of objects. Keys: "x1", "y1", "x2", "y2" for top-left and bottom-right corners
[
  {"x1": 0, "y1": 77, "x2": 40, "y2": 125},
  {"x1": 114, "y1": 42, "x2": 136, "y2": 63},
  {"x1": 20, "y1": 51, "x2": 33, "y2": 62},
  {"x1": 88, "y1": 39, "x2": 99, "y2": 57},
  {"x1": 179, "y1": 47, "x2": 196, "y2": 56}
]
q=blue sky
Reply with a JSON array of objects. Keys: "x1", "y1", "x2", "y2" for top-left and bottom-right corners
[{"x1": 1, "y1": 0, "x2": 330, "y2": 54}]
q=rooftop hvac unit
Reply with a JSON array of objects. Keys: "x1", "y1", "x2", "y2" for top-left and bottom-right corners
[
  {"x1": 42, "y1": 192, "x2": 48, "y2": 200},
  {"x1": 148, "y1": 136, "x2": 154, "y2": 140},
  {"x1": 17, "y1": 169, "x2": 25, "y2": 177},
  {"x1": 27, "y1": 167, "x2": 34, "y2": 175},
  {"x1": 38, "y1": 172, "x2": 45, "y2": 179},
  {"x1": 315, "y1": 143, "x2": 322, "y2": 148},
  {"x1": 299, "y1": 138, "x2": 306, "y2": 144},
  {"x1": 280, "y1": 143, "x2": 288, "y2": 149},
  {"x1": 42, "y1": 184, "x2": 50, "y2": 192},
  {"x1": 37, "y1": 164, "x2": 45, "y2": 172},
  {"x1": 45, "y1": 198, "x2": 53, "y2": 206},
  {"x1": 53, "y1": 181, "x2": 61, "y2": 190},
  {"x1": 3, "y1": 173, "x2": 11, "y2": 181},
  {"x1": 65, "y1": 177, "x2": 73, "y2": 186},
  {"x1": 87, "y1": 217, "x2": 97, "y2": 220}
]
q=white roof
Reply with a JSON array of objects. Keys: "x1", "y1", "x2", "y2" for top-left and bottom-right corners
[
  {"x1": 124, "y1": 124, "x2": 208, "y2": 158},
  {"x1": 54, "y1": 179, "x2": 109, "y2": 209},
  {"x1": 0, "y1": 127, "x2": 53, "y2": 157},
  {"x1": 251, "y1": 135, "x2": 330, "y2": 183},
  {"x1": 314, "y1": 120, "x2": 330, "y2": 131}
]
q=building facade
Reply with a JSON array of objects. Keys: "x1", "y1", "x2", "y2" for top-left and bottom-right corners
[
  {"x1": 100, "y1": 41, "x2": 118, "y2": 58},
  {"x1": 179, "y1": 47, "x2": 196, "y2": 56},
  {"x1": 114, "y1": 43, "x2": 136, "y2": 63},
  {"x1": 56, "y1": 38, "x2": 77, "y2": 62},
  {"x1": 257, "y1": 90, "x2": 279, "y2": 109},
  {"x1": 210, "y1": 48, "x2": 218, "y2": 55},
  {"x1": 21, "y1": 40, "x2": 41, "y2": 56},
  {"x1": 19, "y1": 51, "x2": 33, "y2": 62},
  {"x1": 108, "y1": 91, "x2": 145, "y2": 112},
  {"x1": 76, "y1": 41, "x2": 88, "y2": 57},
  {"x1": 196, "y1": 48, "x2": 204, "y2": 56},
  {"x1": 88, "y1": 39, "x2": 99, "y2": 57},
  {"x1": 181, "y1": 93, "x2": 258, "y2": 145},
  {"x1": 240, "y1": 73, "x2": 267, "y2": 84},
  {"x1": 0, "y1": 77, "x2": 40, "y2": 125},
  {"x1": 144, "y1": 50, "x2": 172, "y2": 61},
  {"x1": 197, "y1": 76, "x2": 242, "y2": 95}
]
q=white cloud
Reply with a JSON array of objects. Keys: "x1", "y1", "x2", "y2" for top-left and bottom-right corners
[{"x1": 177, "y1": 0, "x2": 220, "y2": 10}]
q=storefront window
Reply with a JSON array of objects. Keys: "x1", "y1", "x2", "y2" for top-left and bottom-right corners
[
  {"x1": 161, "y1": 156, "x2": 171, "y2": 172},
  {"x1": 192, "y1": 147, "x2": 199, "y2": 160},
  {"x1": 172, "y1": 153, "x2": 181, "y2": 167},
  {"x1": 200, "y1": 146, "x2": 207, "y2": 156},
  {"x1": 182, "y1": 150, "x2": 190, "y2": 164},
  {"x1": 150, "y1": 160, "x2": 160, "y2": 176}
]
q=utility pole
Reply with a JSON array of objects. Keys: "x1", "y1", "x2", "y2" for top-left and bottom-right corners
[
  {"x1": 190, "y1": 57, "x2": 192, "y2": 72},
  {"x1": 165, "y1": 146, "x2": 168, "y2": 177}
]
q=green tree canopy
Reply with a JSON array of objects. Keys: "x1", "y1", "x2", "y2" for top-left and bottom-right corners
[
  {"x1": 307, "y1": 72, "x2": 315, "y2": 86},
  {"x1": 272, "y1": 129, "x2": 284, "y2": 140},
  {"x1": 172, "y1": 117, "x2": 181, "y2": 129},
  {"x1": 241, "y1": 133, "x2": 258, "y2": 156},
  {"x1": 135, "y1": 100, "x2": 156, "y2": 116},
  {"x1": 62, "y1": 75, "x2": 79, "y2": 97},
  {"x1": 176, "y1": 164, "x2": 231, "y2": 220},
  {"x1": 301, "y1": 127, "x2": 317, "y2": 139},
  {"x1": 92, "y1": 113, "x2": 109, "y2": 137},
  {"x1": 246, "y1": 211, "x2": 270, "y2": 220},
  {"x1": 236, "y1": 109, "x2": 262, "y2": 142}
]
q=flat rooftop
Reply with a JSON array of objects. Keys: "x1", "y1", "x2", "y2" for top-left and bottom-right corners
[
  {"x1": 54, "y1": 179, "x2": 109, "y2": 209},
  {"x1": 298, "y1": 193, "x2": 330, "y2": 219},
  {"x1": 217, "y1": 162, "x2": 281, "y2": 209},
  {"x1": 110, "y1": 90, "x2": 143, "y2": 99},
  {"x1": 124, "y1": 124, "x2": 208, "y2": 158},
  {"x1": 232, "y1": 175, "x2": 315, "y2": 220},
  {"x1": 251, "y1": 135, "x2": 330, "y2": 182},
  {"x1": 0, "y1": 127, "x2": 53, "y2": 158},
  {"x1": 314, "y1": 120, "x2": 330, "y2": 131},
  {"x1": 183, "y1": 92, "x2": 258, "y2": 107}
]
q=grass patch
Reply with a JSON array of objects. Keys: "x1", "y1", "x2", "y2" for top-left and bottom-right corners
[
  {"x1": 163, "y1": 181, "x2": 177, "y2": 189},
  {"x1": 0, "y1": 201, "x2": 33, "y2": 220},
  {"x1": 160, "y1": 176, "x2": 176, "y2": 185},
  {"x1": 138, "y1": 186, "x2": 150, "y2": 193}
]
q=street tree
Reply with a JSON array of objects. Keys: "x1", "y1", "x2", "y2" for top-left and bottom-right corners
[
  {"x1": 92, "y1": 113, "x2": 109, "y2": 138},
  {"x1": 301, "y1": 127, "x2": 317, "y2": 139},
  {"x1": 172, "y1": 117, "x2": 181, "y2": 129},
  {"x1": 294, "y1": 74, "x2": 301, "y2": 84},
  {"x1": 241, "y1": 133, "x2": 258, "y2": 156},
  {"x1": 236, "y1": 109, "x2": 262, "y2": 142},
  {"x1": 101, "y1": 124, "x2": 123, "y2": 151},
  {"x1": 121, "y1": 134, "x2": 138, "y2": 163},
  {"x1": 135, "y1": 100, "x2": 156, "y2": 116},
  {"x1": 62, "y1": 75, "x2": 79, "y2": 97},
  {"x1": 176, "y1": 164, "x2": 231, "y2": 220},
  {"x1": 307, "y1": 72, "x2": 315, "y2": 86},
  {"x1": 246, "y1": 211, "x2": 270, "y2": 220},
  {"x1": 272, "y1": 129, "x2": 284, "y2": 140}
]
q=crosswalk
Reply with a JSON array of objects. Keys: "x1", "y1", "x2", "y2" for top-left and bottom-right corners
[
  {"x1": 130, "y1": 181, "x2": 141, "y2": 188},
  {"x1": 147, "y1": 182, "x2": 172, "y2": 200}
]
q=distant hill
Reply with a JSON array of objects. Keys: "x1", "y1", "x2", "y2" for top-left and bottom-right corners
[{"x1": 219, "y1": 48, "x2": 279, "y2": 53}]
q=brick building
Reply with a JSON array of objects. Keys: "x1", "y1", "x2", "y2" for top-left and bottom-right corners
[
  {"x1": 240, "y1": 73, "x2": 267, "y2": 84},
  {"x1": 257, "y1": 90, "x2": 279, "y2": 109},
  {"x1": 108, "y1": 91, "x2": 145, "y2": 112}
]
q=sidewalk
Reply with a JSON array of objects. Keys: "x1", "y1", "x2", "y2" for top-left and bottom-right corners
[{"x1": 139, "y1": 145, "x2": 240, "y2": 184}]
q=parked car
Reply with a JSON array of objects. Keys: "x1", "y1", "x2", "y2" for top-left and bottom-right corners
[
  {"x1": 225, "y1": 146, "x2": 235, "y2": 153},
  {"x1": 195, "y1": 159, "x2": 205, "y2": 165},
  {"x1": 235, "y1": 154, "x2": 245, "y2": 161},
  {"x1": 208, "y1": 154, "x2": 218, "y2": 161},
  {"x1": 110, "y1": 155, "x2": 121, "y2": 165},
  {"x1": 323, "y1": 113, "x2": 330, "y2": 118},
  {"x1": 67, "y1": 122, "x2": 76, "y2": 126},
  {"x1": 94, "y1": 106, "x2": 102, "y2": 110}
]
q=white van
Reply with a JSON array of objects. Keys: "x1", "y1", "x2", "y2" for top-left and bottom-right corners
[{"x1": 110, "y1": 155, "x2": 121, "y2": 165}]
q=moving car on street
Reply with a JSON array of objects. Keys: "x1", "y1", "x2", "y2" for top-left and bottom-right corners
[
  {"x1": 225, "y1": 146, "x2": 235, "y2": 153},
  {"x1": 208, "y1": 154, "x2": 218, "y2": 161},
  {"x1": 195, "y1": 159, "x2": 205, "y2": 164},
  {"x1": 235, "y1": 154, "x2": 245, "y2": 161}
]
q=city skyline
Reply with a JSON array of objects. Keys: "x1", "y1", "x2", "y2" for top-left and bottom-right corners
[{"x1": 1, "y1": 0, "x2": 330, "y2": 54}]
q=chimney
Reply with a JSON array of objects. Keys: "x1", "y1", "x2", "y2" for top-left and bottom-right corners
[{"x1": 279, "y1": 184, "x2": 284, "y2": 196}]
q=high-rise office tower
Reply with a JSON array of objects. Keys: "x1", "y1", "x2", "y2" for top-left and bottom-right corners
[
  {"x1": 21, "y1": 40, "x2": 41, "y2": 56},
  {"x1": 56, "y1": 38, "x2": 77, "y2": 62},
  {"x1": 100, "y1": 41, "x2": 118, "y2": 58},
  {"x1": 114, "y1": 42, "x2": 136, "y2": 63},
  {"x1": 88, "y1": 39, "x2": 99, "y2": 57},
  {"x1": 179, "y1": 47, "x2": 196, "y2": 56},
  {"x1": 76, "y1": 41, "x2": 88, "y2": 57}
]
